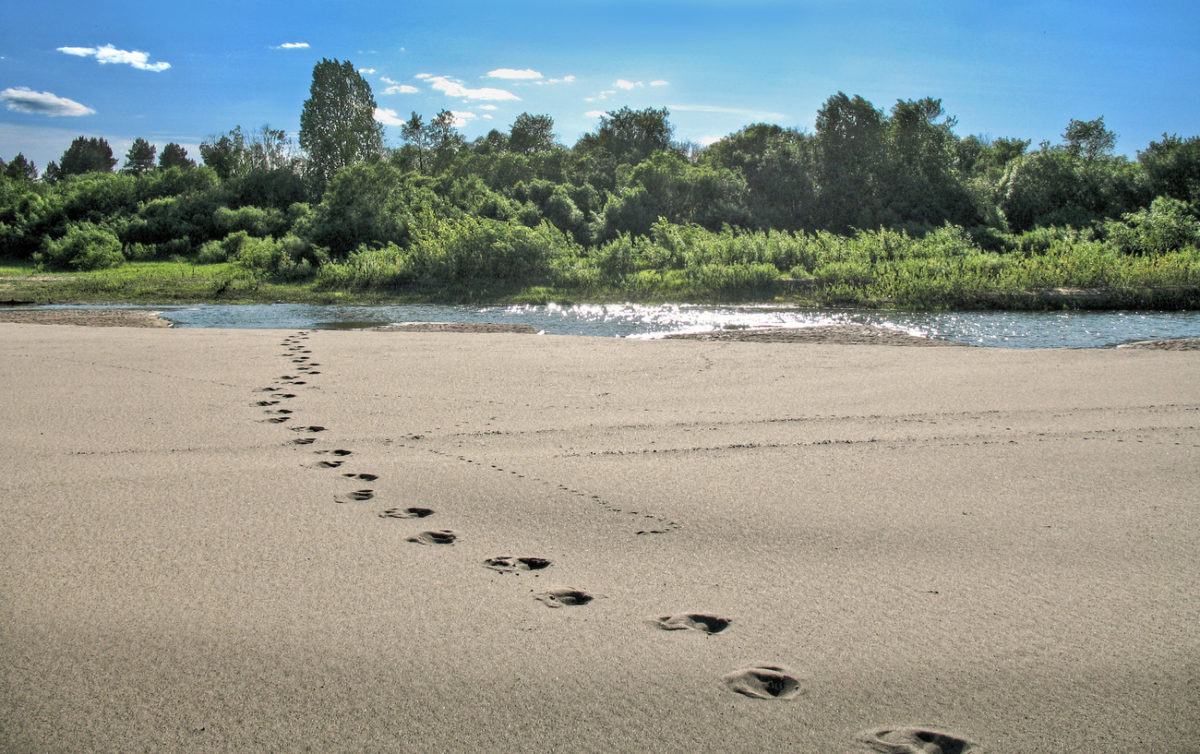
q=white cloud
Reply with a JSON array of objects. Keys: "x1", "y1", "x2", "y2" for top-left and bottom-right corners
[
  {"x1": 359, "y1": 67, "x2": 376, "y2": 74},
  {"x1": 478, "y1": 104, "x2": 498, "y2": 111},
  {"x1": 540, "y1": 75, "x2": 576, "y2": 85},
  {"x1": 415, "y1": 73, "x2": 433, "y2": 79},
  {"x1": 449, "y1": 110, "x2": 478, "y2": 128},
  {"x1": 383, "y1": 84, "x2": 419, "y2": 95},
  {"x1": 1, "y1": 87, "x2": 95, "y2": 116},
  {"x1": 614, "y1": 79, "x2": 640, "y2": 90},
  {"x1": 585, "y1": 89, "x2": 617, "y2": 102},
  {"x1": 650, "y1": 80, "x2": 669, "y2": 87},
  {"x1": 374, "y1": 107, "x2": 407, "y2": 126},
  {"x1": 425, "y1": 74, "x2": 519, "y2": 101},
  {"x1": 585, "y1": 110, "x2": 606, "y2": 119},
  {"x1": 488, "y1": 68, "x2": 542, "y2": 80},
  {"x1": 58, "y1": 44, "x2": 170, "y2": 72},
  {"x1": 272, "y1": 42, "x2": 310, "y2": 50}
]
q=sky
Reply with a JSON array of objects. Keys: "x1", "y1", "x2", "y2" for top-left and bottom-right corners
[{"x1": 1, "y1": 0, "x2": 1198, "y2": 174}]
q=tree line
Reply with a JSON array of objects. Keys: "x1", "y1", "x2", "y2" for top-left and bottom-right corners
[{"x1": 2, "y1": 59, "x2": 1198, "y2": 305}]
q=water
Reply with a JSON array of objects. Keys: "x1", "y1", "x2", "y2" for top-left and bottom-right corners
[{"x1": 26, "y1": 302, "x2": 1200, "y2": 348}]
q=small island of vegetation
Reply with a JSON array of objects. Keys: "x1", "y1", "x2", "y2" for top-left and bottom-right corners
[{"x1": 2, "y1": 59, "x2": 1198, "y2": 309}]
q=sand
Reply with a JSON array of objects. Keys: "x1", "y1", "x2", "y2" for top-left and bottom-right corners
[{"x1": 1, "y1": 320, "x2": 1197, "y2": 753}]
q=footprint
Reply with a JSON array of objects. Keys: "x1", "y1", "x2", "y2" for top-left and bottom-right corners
[
  {"x1": 263, "y1": 416, "x2": 291, "y2": 423},
  {"x1": 291, "y1": 438, "x2": 316, "y2": 445},
  {"x1": 653, "y1": 613, "x2": 731, "y2": 634},
  {"x1": 316, "y1": 449, "x2": 352, "y2": 457},
  {"x1": 534, "y1": 588, "x2": 593, "y2": 607},
  {"x1": 254, "y1": 400, "x2": 279, "y2": 406},
  {"x1": 291, "y1": 425, "x2": 326, "y2": 433},
  {"x1": 379, "y1": 507, "x2": 434, "y2": 519},
  {"x1": 334, "y1": 489, "x2": 374, "y2": 503},
  {"x1": 267, "y1": 409, "x2": 293, "y2": 414},
  {"x1": 407, "y1": 530, "x2": 456, "y2": 545},
  {"x1": 317, "y1": 460, "x2": 344, "y2": 468},
  {"x1": 484, "y1": 556, "x2": 552, "y2": 573},
  {"x1": 342, "y1": 472, "x2": 378, "y2": 481},
  {"x1": 277, "y1": 394, "x2": 297, "y2": 399},
  {"x1": 721, "y1": 665, "x2": 803, "y2": 700},
  {"x1": 855, "y1": 727, "x2": 978, "y2": 754}
]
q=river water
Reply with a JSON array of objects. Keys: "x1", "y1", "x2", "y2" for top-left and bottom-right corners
[{"x1": 34, "y1": 302, "x2": 1200, "y2": 349}]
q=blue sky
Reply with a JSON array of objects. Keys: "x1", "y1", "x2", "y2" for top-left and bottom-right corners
[{"x1": 1, "y1": 0, "x2": 1198, "y2": 173}]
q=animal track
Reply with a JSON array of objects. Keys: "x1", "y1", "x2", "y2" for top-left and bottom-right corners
[
  {"x1": 254, "y1": 400, "x2": 279, "y2": 407},
  {"x1": 484, "y1": 556, "x2": 551, "y2": 573},
  {"x1": 379, "y1": 507, "x2": 434, "y2": 519},
  {"x1": 316, "y1": 460, "x2": 344, "y2": 468},
  {"x1": 334, "y1": 489, "x2": 374, "y2": 503},
  {"x1": 534, "y1": 588, "x2": 593, "y2": 607},
  {"x1": 342, "y1": 472, "x2": 378, "y2": 481},
  {"x1": 316, "y1": 449, "x2": 352, "y2": 456},
  {"x1": 291, "y1": 425, "x2": 326, "y2": 433},
  {"x1": 263, "y1": 416, "x2": 291, "y2": 423},
  {"x1": 291, "y1": 437, "x2": 316, "y2": 445},
  {"x1": 721, "y1": 665, "x2": 803, "y2": 699},
  {"x1": 653, "y1": 613, "x2": 731, "y2": 634},
  {"x1": 856, "y1": 727, "x2": 978, "y2": 754},
  {"x1": 407, "y1": 530, "x2": 457, "y2": 545}
]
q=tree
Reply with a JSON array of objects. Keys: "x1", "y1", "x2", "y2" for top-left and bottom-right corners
[
  {"x1": 1063, "y1": 117, "x2": 1116, "y2": 161},
  {"x1": 298, "y1": 58, "x2": 384, "y2": 194},
  {"x1": 509, "y1": 113, "x2": 556, "y2": 155},
  {"x1": 4, "y1": 153, "x2": 38, "y2": 181},
  {"x1": 595, "y1": 106, "x2": 674, "y2": 165},
  {"x1": 58, "y1": 136, "x2": 117, "y2": 177},
  {"x1": 814, "y1": 92, "x2": 887, "y2": 230},
  {"x1": 159, "y1": 143, "x2": 195, "y2": 170},
  {"x1": 122, "y1": 138, "x2": 157, "y2": 175}
]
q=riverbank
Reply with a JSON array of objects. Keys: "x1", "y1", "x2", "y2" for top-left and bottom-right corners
[{"x1": 1, "y1": 322, "x2": 1196, "y2": 752}]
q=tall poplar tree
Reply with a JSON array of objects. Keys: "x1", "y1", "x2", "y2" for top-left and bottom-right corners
[{"x1": 299, "y1": 58, "x2": 384, "y2": 195}]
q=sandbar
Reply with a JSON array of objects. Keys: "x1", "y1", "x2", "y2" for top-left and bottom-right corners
[{"x1": 1, "y1": 321, "x2": 1196, "y2": 752}]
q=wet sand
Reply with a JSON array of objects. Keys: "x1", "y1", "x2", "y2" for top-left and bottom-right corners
[{"x1": 1, "y1": 321, "x2": 1197, "y2": 752}]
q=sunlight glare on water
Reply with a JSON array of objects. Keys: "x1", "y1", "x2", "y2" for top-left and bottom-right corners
[{"x1": 29, "y1": 302, "x2": 1200, "y2": 348}]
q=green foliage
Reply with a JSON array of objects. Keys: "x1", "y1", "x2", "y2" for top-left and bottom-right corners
[
  {"x1": 122, "y1": 138, "x2": 157, "y2": 175},
  {"x1": 57, "y1": 136, "x2": 118, "y2": 177},
  {"x1": 159, "y1": 143, "x2": 195, "y2": 170},
  {"x1": 37, "y1": 222, "x2": 124, "y2": 270},
  {"x1": 299, "y1": 59, "x2": 384, "y2": 194},
  {"x1": 1104, "y1": 196, "x2": 1200, "y2": 256},
  {"x1": 301, "y1": 161, "x2": 443, "y2": 258}
]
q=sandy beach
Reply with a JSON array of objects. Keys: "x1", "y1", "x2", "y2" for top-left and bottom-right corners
[{"x1": 1, "y1": 320, "x2": 1197, "y2": 753}]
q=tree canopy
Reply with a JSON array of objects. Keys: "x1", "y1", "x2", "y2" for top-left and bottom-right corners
[{"x1": 298, "y1": 59, "x2": 384, "y2": 194}]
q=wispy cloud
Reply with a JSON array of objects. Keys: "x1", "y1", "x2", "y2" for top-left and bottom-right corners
[
  {"x1": 585, "y1": 89, "x2": 617, "y2": 102},
  {"x1": 614, "y1": 79, "x2": 639, "y2": 90},
  {"x1": 478, "y1": 104, "x2": 498, "y2": 111},
  {"x1": 359, "y1": 67, "x2": 376, "y2": 74},
  {"x1": 537, "y1": 75, "x2": 576, "y2": 86},
  {"x1": 58, "y1": 44, "x2": 170, "y2": 72},
  {"x1": 1, "y1": 87, "x2": 95, "y2": 116},
  {"x1": 383, "y1": 84, "x2": 419, "y2": 95},
  {"x1": 585, "y1": 110, "x2": 606, "y2": 119},
  {"x1": 650, "y1": 80, "x2": 669, "y2": 87},
  {"x1": 488, "y1": 68, "x2": 542, "y2": 80},
  {"x1": 272, "y1": 42, "x2": 310, "y2": 50},
  {"x1": 668, "y1": 103, "x2": 788, "y2": 121},
  {"x1": 374, "y1": 107, "x2": 407, "y2": 126},
  {"x1": 421, "y1": 74, "x2": 519, "y2": 102}
]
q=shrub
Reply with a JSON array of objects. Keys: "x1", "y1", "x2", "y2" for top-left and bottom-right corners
[{"x1": 36, "y1": 222, "x2": 124, "y2": 270}]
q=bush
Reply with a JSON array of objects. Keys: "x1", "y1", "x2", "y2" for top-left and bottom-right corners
[
  {"x1": 36, "y1": 222, "x2": 124, "y2": 270},
  {"x1": 1104, "y1": 196, "x2": 1200, "y2": 256}
]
